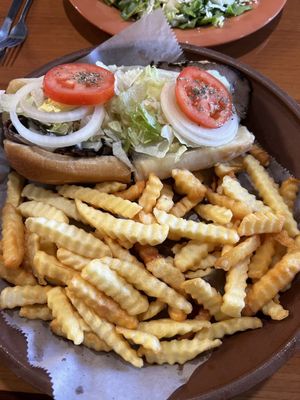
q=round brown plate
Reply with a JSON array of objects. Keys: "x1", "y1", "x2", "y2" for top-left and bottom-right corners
[
  {"x1": 68, "y1": 0, "x2": 287, "y2": 47},
  {"x1": 1, "y1": 44, "x2": 300, "y2": 399}
]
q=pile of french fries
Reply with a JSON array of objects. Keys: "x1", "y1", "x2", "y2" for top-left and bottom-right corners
[{"x1": 1, "y1": 144, "x2": 300, "y2": 367}]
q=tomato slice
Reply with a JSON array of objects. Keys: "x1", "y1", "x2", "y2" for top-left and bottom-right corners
[
  {"x1": 43, "y1": 63, "x2": 115, "y2": 106},
  {"x1": 175, "y1": 66, "x2": 233, "y2": 129}
]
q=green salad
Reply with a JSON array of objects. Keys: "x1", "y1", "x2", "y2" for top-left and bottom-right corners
[{"x1": 104, "y1": 0, "x2": 255, "y2": 29}]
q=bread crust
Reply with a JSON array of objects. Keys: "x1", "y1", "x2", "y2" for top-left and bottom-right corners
[{"x1": 4, "y1": 140, "x2": 132, "y2": 184}]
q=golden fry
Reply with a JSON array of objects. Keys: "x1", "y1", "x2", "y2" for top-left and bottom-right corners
[
  {"x1": 82, "y1": 260, "x2": 149, "y2": 315},
  {"x1": 68, "y1": 275, "x2": 138, "y2": 329},
  {"x1": 279, "y1": 177, "x2": 299, "y2": 210},
  {"x1": 139, "y1": 338, "x2": 221, "y2": 365},
  {"x1": 170, "y1": 196, "x2": 201, "y2": 218},
  {"x1": 245, "y1": 250, "x2": 300, "y2": 314},
  {"x1": 114, "y1": 180, "x2": 145, "y2": 201},
  {"x1": 138, "y1": 173, "x2": 163, "y2": 213},
  {"x1": 26, "y1": 217, "x2": 111, "y2": 259},
  {"x1": 67, "y1": 291, "x2": 143, "y2": 367},
  {"x1": 243, "y1": 155, "x2": 299, "y2": 237},
  {"x1": 214, "y1": 158, "x2": 243, "y2": 178},
  {"x1": 238, "y1": 211, "x2": 285, "y2": 236},
  {"x1": 138, "y1": 300, "x2": 166, "y2": 321},
  {"x1": 248, "y1": 236, "x2": 275, "y2": 280},
  {"x1": 249, "y1": 144, "x2": 270, "y2": 166},
  {"x1": 206, "y1": 189, "x2": 252, "y2": 219},
  {"x1": 0, "y1": 256, "x2": 36, "y2": 286},
  {"x1": 138, "y1": 319, "x2": 210, "y2": 339},
  {"x1": 76, "y1": 200, "x2": 168, "y2": 246},
  {"x1": 145, "y1": 257, "x2": 185, "y2": 291},
  {"x1": 195, "y1": 204, "x2": 233, "y2": 225},
  {"x1": 0, "y1": 285, "x2": 51, "y2": 309},
  {"x1": 47, "y1": 287, "x2": 84, "y2": 345},
  {"x1": 116, "y1": 327, "x2": 161, "y2": 353},
  {"x1": 95, "y1": 181, "x2": 127, "y2": 193},
  {"x1": 156, "y1": 184, "x2": 174, "y2": 212},
  {"x1": 19, "y1": 201, "x2": 69, "y2": 223},
  {"x1": 215, "y1": 236, "x2": 260, "y2": 271},
  {"x1": 185, "y1": 267, "x2": 214, "y2": 279},
  {"x1": 187, "y1": 253, "x2": 219, "y2": 272},
  {"x1": 2, "y1": 203, "x2": 25, "y2": 269},
  {"x1": 19, "y1": 305, "x2": 52, "y2": 321},
  {"x1": 104, "y1": 237, "x2": 143, "y2": 267},
  {"x1": 153, "y1": 208, "x2": 239, "y2": 245},
  {"x1": 6, "y1": 171, "x2": 24, "y2": 207},
  {"x1": 137, "y1": 210, "x2": 156, "y2": 225},
  {"x1": 168, "y1": 307, "x2": 187, "y2": 322},
  {"x1": 172, "y1": 169, "x2": 206, "y2": 201},
  {"x1": 33, "y1": 251, "x2": 75, "y2": 286},
  {"x1": 174, "y1": 241, "x2": 214, "y2": 272},
  {"x1": 100, "y1": 256, "x2": 192, "y2": 314},
  {"x1": 274, "y1": 230, "x2": 295, "y2": 249},
  {"x1": 58, "y1": 185, "x2": 142, "y2": 219},
  {"x1": 22, "y1": 184, "x2": 81, "y2": 221},
  {"x1": 56, "y1": 248, "x2": 91, "y2": 271},
  {"x1": 262, "y1": 296, "x2": 289, "y2": 320}
]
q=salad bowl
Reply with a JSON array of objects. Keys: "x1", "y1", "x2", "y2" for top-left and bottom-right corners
[
  {"x1": 69, "y1": 0, "x2": 287, "y2": 47},
  {"x1": 0, "y1": 43, "x2": 299, "y2": 399}
]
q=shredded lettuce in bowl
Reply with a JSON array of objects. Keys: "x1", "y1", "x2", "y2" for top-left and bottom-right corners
[{"x1": 104, "y1": 0, "x2": 255, "y2": 29}]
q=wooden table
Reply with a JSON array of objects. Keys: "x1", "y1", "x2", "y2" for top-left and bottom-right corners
[{"x1": 0, "y1": 0, "x2": 299, "y2": 399}]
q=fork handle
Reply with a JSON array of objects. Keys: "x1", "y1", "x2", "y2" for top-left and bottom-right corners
[
  {"x1": 0, "y1": 0, "x2": 23, "y2": 36},
  {"x1": 19, "y1": 0, "x2": 33, "y2": 22}
]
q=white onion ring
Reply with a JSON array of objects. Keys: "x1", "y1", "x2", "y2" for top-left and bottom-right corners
[
  {"x1": 10, "y1": 105, "x2": 104, "y2": 148},
  {"x1": 161, "y1": 82, "x2": 239, "y2": 147},
  {"x1": 15, "y1": 81, "x2": 90, "y2": 123}
]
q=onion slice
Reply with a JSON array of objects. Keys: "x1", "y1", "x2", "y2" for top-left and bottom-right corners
[
  {"x1": 161, "y1": 82, "x2": 239, "y2": 147},
  {"x1": 10, "y1": 106, "x2": 104, "y2": 148}
]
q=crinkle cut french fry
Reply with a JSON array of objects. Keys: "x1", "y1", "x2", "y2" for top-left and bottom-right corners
[
  {"x1": 172, "y1": 169, "x2": 206, "y2": 201},
  {"x1": 262, "y1": 297, "x2": 289, "y2": 320},
  {"x1": 50, "y1": 319, "x2": 111, "y2": 352},
  {"x1": 2, "y1": 203, "x2": 24, "y2": 269},
  {"x1": 68, "y1": 275, "x2": 138, "y2": 329},
  {"x1": 174, "y1": 240, "x2": 214, "y2": 272},
  {"x1": 274, "y1": 230, "x2": 295, "y2": 249},
  {"x1": 185, "y1": 267, "x2": 214, "y2": 279},
  {"x1": 76, "y1": 200, "x2": 169, "y2": 246},
  {"x1": 0, "y1": 285, "x2": 51, "y2": 309},
  {"x1": 206, "y1": 189, "x2": 252, "y2": 219},
  {"x1": 100, "y1": 256, "x2": 192, "y2": 314},
  {"x1": 33, "y1": 251, "x2": 75, "y2": 286},
  {"x1": 182, "y1": 278, "x2": 224, "y2": 319},
  {"x1": 139, "y1": 338, "x2": 221, "y2": 365},
  {"x1": 221, "y1": 175, "x2": 268, "y2": 212},
  {"x1": 279, "y1": 177, "x2": 300, "y2": 210},
  {"x1": 82, "y1": 260, "x2": 149, "y2": 315},
  {"x1": 95, "y1": 181, "x2": 127, "y2": 193},
  {"x1": 187, "y1": 253, "x2": 219, "y2": 272},
  {"x1": 145, "y1": 257, "x2": 185, "y2": 291},
  {"x1": 22, "y1": 184, "x2": 81, "y2": 221},
  {"x1": 249, "y1": 144, "x2": 270, "y2": 166},
  {"x1": 195, "y1": 317, "x2": 263, "y2": 340},
  {"x1": 0, "y1": 256, "x2": 36, "y2": 286},
  {"x1": 26, "y1": 217, "x2": 111, "y2": 259},
  {"x1": 156, "y1": 184, "x2": 174, "y2": 212},
  {"x1": 116, "y1": 238, "x2": 134, "y2": 249},
  {"x1": 138, "y1": 319, "x2": 210, "y2": 339},
  {"x1": 215, "y1": 235, "x2": 260, "y2": 271},
  {"x1": 244, "y1": 250, "x2": 300, "y2": 314},
  {"x1": 214, "y1": 158, "x2": 243, "y2": 178},
  {"x1": 19, "y1": 305, "x2": 52, "y2": 321},
  {"x1": 104, "y1": 237, "x2": 143, "y2": 267},
  {"x1": 137, "y1": 210, "x2": 156, "y2": 225},
  {"x1": 18, "y1": 201, "x2": 69, "y2": 223},
  {"x1": 56, "y1": 248, "x2": 91, "y2": 271},
  {"x1": 168, "y1": 307, "x2": 187, "y2": 322},
  {"x1": 47, "y1": 287, "x2": 84, "y2": 345},
  {"x1": 248, "y1": 236, "x2": 275, "y2": 280},
  {"x1": 6, "y1": 171, "x2": 24, "y2": 207},
  {"x1": 23, "y1": 231, "x2": 39, "y2": 269},
  {"x1": 116, "y1": 327, "x2": 161, "y2": 353},
  {"x1": 220, "y1": 258, "x2": 250, "y2": 318},
  {"x1": 66, "y1": 290, "x2": 143, "y2": 368},
  {"x1": 195, "y1": 204, "x2": 233, "y2": 225},
  {"x1": 114, "y1": 180, "x2": 145, "y2": 201},
  {"x1": 153, "y1": 208, "x2": 239, "y2": 245},
  {"x1": 134, "y1": 244, "x2": 160, "y2": 264},
  {"x1": 138, "y1": 173, "x2": 163, "y2": 213},
  {"x1": 138, "y1": 300, "x2": 166, "y2": 321},
  {"x1": 238, "y1": 211, "x2": 285, "y2": 236},
  {"x1": 271, "y1": 242, "x2": 287, "y2": 267},
  {"x1": 170, "y1": 196, "x2": 201, "y2": 218},
  {"x1": 171, "y1": 242, "x2": 186, "y2": 255},
  {"x1": 243, "y1": 155, "x2": 299, "y2": 237},
  {"x1": 58, "y1": 185, "x2": 142, "y2": 219}
]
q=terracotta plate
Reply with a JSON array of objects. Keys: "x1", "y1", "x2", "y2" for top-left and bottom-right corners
[
  {"x1": 68, "y1": 0, "x2": 287, "y2": 47},
  {"x1": 0, "y1": 44, "x2": 300, "y2": 399}
]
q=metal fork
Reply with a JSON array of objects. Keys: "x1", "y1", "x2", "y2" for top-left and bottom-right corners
[
  {"x1": 0, "y1": 0, "x2": 33, "y2": 50},
  {"x1": 0, "y1": 0, "x2": 23, "y2": 59}
]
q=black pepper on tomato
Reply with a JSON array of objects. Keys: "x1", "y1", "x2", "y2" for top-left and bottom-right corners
[{"x1": 175, "y1": 66, "x2": 233, "y2": 129}]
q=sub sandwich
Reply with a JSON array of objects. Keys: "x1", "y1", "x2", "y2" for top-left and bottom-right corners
[{"x1": 0, "y1": 61, "x2": 254, "y2": 184}]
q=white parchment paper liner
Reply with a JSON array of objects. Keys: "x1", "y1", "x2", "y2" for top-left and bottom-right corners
[{"x1": 0, "y1": 10, "x2": 211, "y2": 400}]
